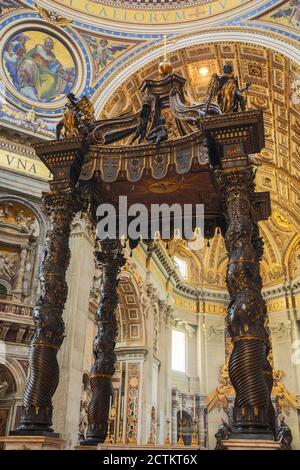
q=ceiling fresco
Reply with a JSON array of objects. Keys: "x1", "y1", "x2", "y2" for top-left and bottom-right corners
[
  {"x1": 2, "y1": 30, "x2": 76, "y2": 104},
  {"x1": 0, "y1": 0, "x2": 299, "y2": 137},
  {"x1": 257, "y1": 0, "x2": 300, "y2": 31}
]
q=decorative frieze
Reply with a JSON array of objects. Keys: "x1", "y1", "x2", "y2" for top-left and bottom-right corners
[{"x1": 269, "y1": 321, "x2": 292, "y2": 339}]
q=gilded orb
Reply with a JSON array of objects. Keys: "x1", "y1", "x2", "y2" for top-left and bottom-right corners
[{"x1": 158, "y1": 60, "x2": 173, "y2": 76}]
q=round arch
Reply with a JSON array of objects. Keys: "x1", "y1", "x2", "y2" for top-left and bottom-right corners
[
  {"x1": 94, "y1": 30, "x2": 300, "y2": 114},
  {"x1": 0, "y1": 356, "x2": 27, "y2": 398},
  {"x1": 284, "y1": 233, "x2": 300, "y2": 280},
  {"x1": 0, "y1": 195, "x2": 46, "y2": 236}
]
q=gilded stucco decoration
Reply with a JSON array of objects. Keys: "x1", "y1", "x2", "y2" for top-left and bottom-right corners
[
  {"x1": 206, "y1": 340, "x2": 300, "y2": 414},
  {"x1": 36, "y1": 5, "x2": 72, "y2": 27}
]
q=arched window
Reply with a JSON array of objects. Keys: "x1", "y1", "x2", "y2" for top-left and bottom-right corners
[
  {"x1": 172, "y1": 329, "x2": 186, "y2": 373},
  {"x1": 174, "y1": 256, "x2": 188, "y2": 279}
]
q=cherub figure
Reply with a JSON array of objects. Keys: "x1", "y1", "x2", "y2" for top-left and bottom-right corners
[{"x1": 86, "y1": 37, "x2": 129, "y2": 74}]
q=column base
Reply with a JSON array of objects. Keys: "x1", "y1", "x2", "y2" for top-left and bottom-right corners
[
  {"x1": 0, "y1": 435, "x2": 65, "y2": 450},
  {"x1": 97, "y1": 444, "x2": 203, "y2": 450},
  {"x1": 75, "y1": 444, "x2": 97, "y2": 450},
  {"x1": 74, "y1": 443, "x2": 204, "y2": 450},
  {"x1": 221, "y1": 439, "x2": 281, "y2": 451},
  {"x1": 81, "y1": 437, "x2": 104, "y2": 447},
  {"x1": 229, "y1": 432, "x2": 274, "y2": 440},
  {"x1": 10, "y1": 430, "x2": 59, "y2": 438}
]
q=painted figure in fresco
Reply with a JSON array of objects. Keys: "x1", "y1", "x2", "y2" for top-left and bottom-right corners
[
  {"x1": 0, "y1": 1, "x2": 20, "y2": 15},
  {"x1": 3, "y1": 34, "x2": 29, "y2": 88},
  {"x1": 206, "y1": 64, "x2": 251, "y2": 113},
  {"x1": 85, "y1": 35, "x2": 129, "y2": 74},
  {"x1": 4, "y1": 34, "x2": 75, "y2": 102},
  {"x1": 95, "y1": 39, "x2": 113, "y2": 68},
  {"x1": 272, "y1": 0, "x2": 300, "y2": 29}
]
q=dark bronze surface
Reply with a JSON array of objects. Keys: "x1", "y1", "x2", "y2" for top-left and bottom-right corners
[
  {"x1": 215, "y1": 156, "x2": 274, "y2": 440},
  {"x1": 14, "y1": 122, "x2": 90, "y2": 434},
  {"x1": 15, "y1": 191, "x2": 77, "y2": 432},
  {"x1": 85, "y1": 240, "x2": 125, "y2": 445}
]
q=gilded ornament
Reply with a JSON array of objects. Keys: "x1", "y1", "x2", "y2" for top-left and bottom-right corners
[{"x1": 36, "y1": 5, "x2": 72, "y2": 27}]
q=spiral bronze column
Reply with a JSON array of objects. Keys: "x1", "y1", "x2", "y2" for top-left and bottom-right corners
[
  {"x1": 14, "y1": 191, "x2": 76, "y2": 434},
  {"x1": 219, "y1": 168, "x2": 275, "y2": 437},
  {"x1": 84, "y1": 239, "x2": 125, "y2": 445}
]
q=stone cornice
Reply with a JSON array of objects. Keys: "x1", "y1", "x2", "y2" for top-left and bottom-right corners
[
  {"x1": 142, "y1": 241, "x2": 229, "y2": 303},
  {"x1": 263, "y1": 275, "x2": 300, "y2": 300},
  {"x1": 0, "y1": 139, "x2": 36, "y2": 158},
  {"x1": 115, "y1": 345, "x2": 149, "y2": 359},
  {"x1": 143, "y1": 240, "x2": 300, "y2": 305}
]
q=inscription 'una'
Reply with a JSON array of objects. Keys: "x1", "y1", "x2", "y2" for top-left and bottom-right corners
[{"x1": 6, "y1": 155, "x2": 37, "y2": 174}]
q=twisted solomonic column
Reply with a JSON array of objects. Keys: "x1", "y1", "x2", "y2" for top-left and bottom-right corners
[
  {"x1": 219, "y1": 168, "x2": 276, "y2": 438},
  {"x1": 85, "y1": 240, "x2": 125, "y2": 445},
  {"x1": 15, "y1": 191, "x2": 77, "y2": 433}
]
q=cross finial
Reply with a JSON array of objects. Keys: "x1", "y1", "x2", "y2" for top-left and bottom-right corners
[{"x1": 164, "y1": 34, "x2": 167, "y2": 61}]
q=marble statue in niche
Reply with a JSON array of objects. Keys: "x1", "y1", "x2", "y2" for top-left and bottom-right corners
[
  {"x1": 0, "y1": 252, "x2": 18, "y2": 281},
  {"x1": 78, "y1": 374, "x2": 92, "y2": 443},
  {"x1": 0, "y1": 376, "x2": 9, "y2": 398},
  {"x1": 0, "y1": 366, "x2": 14, "y2": 398}
]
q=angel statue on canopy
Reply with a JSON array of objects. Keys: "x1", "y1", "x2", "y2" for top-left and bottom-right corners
[{"x1": 205, "y1": 63, "x2": 251, "y2": 114}]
